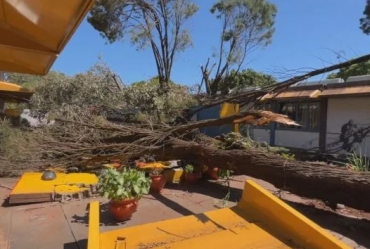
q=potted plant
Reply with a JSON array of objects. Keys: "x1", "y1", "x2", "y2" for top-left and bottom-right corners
[
  {"x1": 184, "y1": 164, "x2": 200, "y2": 183},
  {"x1": 98, "y1": 167, "x2": 151, "y2": 221},
  {"x1": 149, "y1": 167, "x2": 166, "y2": 193},
  {"x1": 207, "y1": 166, "x2": 219, "y2": 180}
]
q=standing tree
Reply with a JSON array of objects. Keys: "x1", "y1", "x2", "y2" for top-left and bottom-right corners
[
  {"x1": 200, "y1": 0, "x2": 277, "y2": 95},
  {"x1": 124, "y1": 77, "x2": 197, "y2": 122},
  {"x1": 360, "y1": 0, "x2": 370, "y2": 35},
  {"x1": 327, "y1": 60, "x2": 370, "y2": 81},
  {"x1": 87, "y1": 0, "x2": 198, "y2": 92},
  {"x1": 219, "y1": 68, "x2": 276, "y2": 94}
]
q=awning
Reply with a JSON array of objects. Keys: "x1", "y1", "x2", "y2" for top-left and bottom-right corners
[
  {"x1": 0, "y1": 0, "x2": 94, "y2": 75},
  {"x1": 261, "y1": 89, "x2": 321, "y2": 100},
  {"x1": 320, "y1": 86, "x2": 370, "y2": 97},
  {"x1": 0, "y1": 81, "x2": 33, "y2": 103}
]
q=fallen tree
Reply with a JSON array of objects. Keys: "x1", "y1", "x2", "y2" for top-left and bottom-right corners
[
  {"x1": 149, "y1": 138, "x2": 370, "y2": 212},
  {"x1": 35, "y1": 109, "x2": 370, "y2": 212},
  {"x1": 12, "y1": 53, "x2": 370, "y2": 212}
]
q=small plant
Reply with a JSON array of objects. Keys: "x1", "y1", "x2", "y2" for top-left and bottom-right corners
[
  {"x1": 150, "y1": 167, "x2": 163, "y2": 176},
  {"x1": 218, "y1": 169, "x2": 231, "y2": 179},
  {"x1": 183, "y1": 164, "x2": 199, "y2": 183},
  {"x1": 347, "y1": 148, "x2": 369, "y2": 172},
  {"x1": 214, "y1": 168, "x2": 234, "y2": 207},
  {"x1": 149, "y1": 167, "x2": 166, "y2": 193},
  {"x1": 184, "y1": 164, "x2": 194, "y2": 173},
  {"x1": 281, "y1": 153, "x2": 295, "y2": 160},
  {"x1": 98, "y1": 167, "x2": 151, "y2": 200}
]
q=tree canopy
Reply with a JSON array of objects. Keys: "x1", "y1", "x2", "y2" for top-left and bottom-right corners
[
  {"x1": 327, "y1": 60, "x2": 370, "y2": 80},
  {"x1": 360, "y1": 0, "x2": 370, "y2": 35},
  {"x1": 125, "y1": 76, "x2": 197, "y2": 121},
  {"x1": 218, "y1": 69, "x2": 276, "y2": 94},
  {"x1": 87, "y1": 0, "x2": 198, "y2": 90},
  {"x1": 201, "y1": 0, "x2": 277, "y2": 95}
]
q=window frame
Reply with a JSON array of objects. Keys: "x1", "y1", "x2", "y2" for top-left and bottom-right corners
[
  {"x1": 250, "y1": 102, "x2": 273, "y2": 130},
  {"x1": 276, "y1": 100, "x2": 320, "y2": 132}
]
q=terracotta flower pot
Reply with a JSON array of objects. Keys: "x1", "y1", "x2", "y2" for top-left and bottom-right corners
[
  {"x1": 108, "y1": 198, "x2": 139, "y2": 221},
  {"x1": 207, "y1": 167, "x2": 219, "y2": 180},
  {"x1": 184, "y1": 172, "x2": 200, "y2": 183},
  {"x1": 109, "y1": 159, "x2": 122, "y2": 169},
  {"x1": 150, "y1": 174, "x2": 166, "y2": 193}
]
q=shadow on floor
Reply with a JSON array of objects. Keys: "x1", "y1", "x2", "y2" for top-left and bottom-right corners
[
  {"x1": 69, "y1": 195, "x2": 198, "y2": 227},
  {"x1": 64, "y1": 239, "x2": 87, "y2": 249},
  {"x1": 164, "y1": 178, "x2": 243, "y2": 203},
  {"x1": 285, "y1": 200, "x2": 370, "y2": 248},
  {"x1": 167, "y1": 179, "x2": 370, "y2": 248},
  {"x1": 1, "y1": 197, "x2": 9, "y2": 207},
  {"x1": 70, "y1": 202, "x2": 126, "y2": 227},
  {"x1": 150, "y1": 193, "x2": 194, "y2": 216}
]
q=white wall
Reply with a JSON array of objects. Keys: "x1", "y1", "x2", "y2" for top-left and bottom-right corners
[
  {"x1": 250, "y1": 128, "x2": 270, "y2": 144},
  {"x1": 326, "y1": 97, "x2": 370, "y2": 156},
  {"x1": 275, "y1": 130, "x2": 319, "y2": 149}
]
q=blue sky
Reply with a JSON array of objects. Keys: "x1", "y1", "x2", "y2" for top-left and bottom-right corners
[{"x1": 52, "y1": 0, "x2": 369, "y2": 86}]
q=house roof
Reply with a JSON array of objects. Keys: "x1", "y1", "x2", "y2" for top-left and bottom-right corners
[
  {"x1": 0, "y1": 0, "x2": 94, "y2": 75},
  {"x1": 257, "y1": 75, "x2": 370, "y2": 101},
  {"x1": 261, "y1": 89, "x2": 321, "y2": 100},
  {"x1": 320, "y1": 85, "x2": 370, "y2": 98}
]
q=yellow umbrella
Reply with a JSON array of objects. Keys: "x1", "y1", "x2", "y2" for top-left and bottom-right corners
[
  {"x1": 0, "y1": 0, "x2": 94, "y2": 75},
  {"x1": 0, "y1": 80, "x2": 33, "y2": 103}
]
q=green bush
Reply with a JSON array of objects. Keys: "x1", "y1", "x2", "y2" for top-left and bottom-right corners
[{"x1": 98, "y1": 168, "x2": 151, "y2": 200}]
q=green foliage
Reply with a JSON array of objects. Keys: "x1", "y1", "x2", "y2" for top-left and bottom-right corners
[
  {"x1": 0, "y1": 120, "x2": 41, "y2": 164},
  {"x1": 150, "y1": 167, "x2": 163, "y2": 176},
  {"x1": 347, "y1": 148, "x2": 369, "y2": 172},
  {"x1": 217, "y1": 132, "x2": 290, "y2": 155},
  {"x1": 98, "y1": 168, "x2": 151, "y2": 200},
  {"x1": 184, "y1": 164, "x2": 194, "y2": 173},
  {"x1": 124, "y1": 77, "x2": 197, "y2": 121},
  {"x1": 30, "y1": 61, "x2": 124, "y2": 113},
  {"x1": 87, "y1": 0, "x2": 198, "y2": 87},
  {"x1": 218, "y1": 69, "x2": 276, "y2": 94},
  {"x1": 211, "y1": 0, "x2": 277, "y2": 48},
  {"x1": 204, "y1": 0, "x2": 277, "y2": 95},
  {"x1": 281, "y1": 153, "x2": 295, "y2": 160},
  {"x1": 327, "y1": 60, "x2": 370, "y2": 81},
  {"x1": 218, "y1": 168, "x2": 232, "y2": 179},
  {"x1": 5, "y1": 72, "x2": 48, "y2": 90},
  {"x1": 360, "y1": 0, "x2": 370, "y2": 35}
]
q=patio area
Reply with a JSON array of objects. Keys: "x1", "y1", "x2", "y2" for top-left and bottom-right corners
[{"x1": 0, "y1": 175, "x2": 369, "y2": 249}]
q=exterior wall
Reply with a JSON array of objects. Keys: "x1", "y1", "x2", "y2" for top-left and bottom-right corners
[
  {"x1": 250, "y1": 128, "x2": 270, "y2": 144},
  {"x1": 325, "y1": 97, "x2": 370, "y2": 157},
  {"x1": 195, "y1": 105, "x2": 233, "y2": 137},
  {"x1": 275, "y1": 130, "x2": 320, "y2": 149},
  {"x1": 193, "y1": 103, "x2": 239, "y2": 137}
]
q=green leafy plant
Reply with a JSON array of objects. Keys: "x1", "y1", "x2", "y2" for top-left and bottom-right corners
[
  {"x1": 281, "y1": 153, "x2": 295, "y2": 160},
  {"x1": 150, "y1": 167, "x2": 163, "y2": 176},
  {"x1": 218, "y1": 169, "x2": 231, "y2": 179},
  {"x1": 184, "y1": 164, "x2": 194, "y2": 173},
  {"x1": 98, "y1": 168, "x2": 151, "y2": 200},
  {"x1": 214, "y1": 168, "x2": 234, "y2": 207},
  {"x1": 347, "y1": 148, "x2": 369, "y2": 172}
]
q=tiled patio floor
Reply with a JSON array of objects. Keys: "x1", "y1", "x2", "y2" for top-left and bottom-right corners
[{"x1": 0, "y1": 176, "x2": 369, "y2": 249}]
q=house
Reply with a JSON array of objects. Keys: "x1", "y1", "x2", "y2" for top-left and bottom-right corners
[{"x1": 245, "y1": 75, "x2": 370, "y2": 157}]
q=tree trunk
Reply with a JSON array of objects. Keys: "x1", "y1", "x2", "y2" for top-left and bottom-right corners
[{"x1": 148, "y1": 138, "x2": 370, "y2": 212}]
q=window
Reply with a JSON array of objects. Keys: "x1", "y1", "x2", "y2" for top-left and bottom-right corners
[
  {"x1": 277, "y1": 101, "x2": 320, "y2": 131},
  {"x1": 252, "y1": 102, "x2": 273, "y2": 130},
  {"x1": 254, "y1": 103, "x2": 272, "y2": 111}
]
